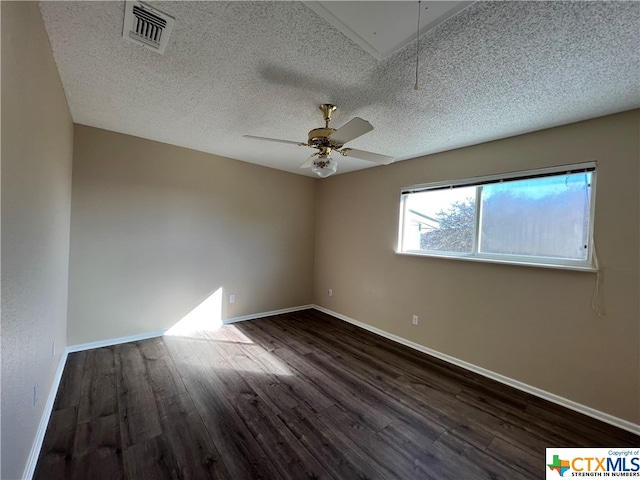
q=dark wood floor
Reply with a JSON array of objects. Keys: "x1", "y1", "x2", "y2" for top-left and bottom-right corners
[{"x1": 35, "y1": 309, "x2": 639, "y2": 480}]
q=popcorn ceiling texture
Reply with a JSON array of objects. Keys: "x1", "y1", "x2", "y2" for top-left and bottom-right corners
[{"x1": 39, "y1": 1, "x2": 640, "y2": 176}]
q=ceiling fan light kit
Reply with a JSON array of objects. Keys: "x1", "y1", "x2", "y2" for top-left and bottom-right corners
[
  {"x1": 311, "y1": 155, "x2": 338, "y2": 178},
  {"x1": 243, "y1": 104, "x2": 394, "y2": 178}
]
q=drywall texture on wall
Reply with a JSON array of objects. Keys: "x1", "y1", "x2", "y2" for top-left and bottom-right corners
[
  {"x1": 1, "y1": 2, "x2": 74, "y2": 479},
  {"x1": 68, "y1": 125, "x2": 317, "y2": 345},
  {"x1": 313, "y1": 110, "x2": 640, "y2": 424}
]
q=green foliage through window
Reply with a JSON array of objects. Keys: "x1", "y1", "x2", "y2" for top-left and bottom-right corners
[{"x1": 420, "y1": 199, "x2": 475, "y2": 253}]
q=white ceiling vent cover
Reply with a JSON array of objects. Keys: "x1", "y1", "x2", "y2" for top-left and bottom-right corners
[{"x1": 122, "y1": 1, "x2": 175, "y2": 54}]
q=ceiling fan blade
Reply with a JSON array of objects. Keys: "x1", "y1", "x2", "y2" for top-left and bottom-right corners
[
  {"x1": 330, "y1": 117, "x2": 373, "y2": 145},
  {"x1": 300, "y1": 154, "x2": 317, "y2": 169},
  {"x1": 243, "y1": 135, "x2": 306, "y2": 146},
  {"x1": 343, "y1": 148, "x2": 394, "y2": 165}
]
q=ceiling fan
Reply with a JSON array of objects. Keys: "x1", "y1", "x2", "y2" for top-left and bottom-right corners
[{"x1": 243, "y1": 104, "x2": 394, "y2": 178}]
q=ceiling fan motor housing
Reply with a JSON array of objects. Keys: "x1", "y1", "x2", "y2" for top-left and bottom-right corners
[
  {"x1": 308, "y1": 104, "x2": 343, "y2": 153},
  {"x1": 308, "y1": 127, "x2": 340, "y2": 150}
]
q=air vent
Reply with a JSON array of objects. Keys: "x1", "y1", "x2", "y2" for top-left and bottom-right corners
[{"x1": 122, "y1": 1, "x2": 175, "y2": 54}]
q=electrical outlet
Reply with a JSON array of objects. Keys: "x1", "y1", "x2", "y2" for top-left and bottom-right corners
[
  {"x1": 328, "y1": 288, "x2": 333, "y2": 297},
  {"x1": 229, "y1": 294, "x2": 236, "y2": 304},
  {"x1": 412, "y1": 315, "x2": 419, "y2": 325},
  {"x1": 33, "y1": 383, "x2": 39, "y2": 406}
]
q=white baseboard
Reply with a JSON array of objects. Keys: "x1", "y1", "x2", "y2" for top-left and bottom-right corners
[
  {"x1": 67, "y1": 329, "x2": 168, "y2": 353},
  {"x1": 66, "y1": 304, "x2": 314, "y2": 352},
  {"x1": 312, "y1": 305, "x2": 640, "y2": 436},
  {"x1": 23, "y1": 349, "x2": 69, "y2": 480},
  {"x1": 224, "y1": 304, "x2": 313, "y2": 324}
]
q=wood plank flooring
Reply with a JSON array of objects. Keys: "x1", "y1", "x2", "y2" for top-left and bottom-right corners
[{"x1": 34, "y1": 309, "x2": 639, "y2": 479}]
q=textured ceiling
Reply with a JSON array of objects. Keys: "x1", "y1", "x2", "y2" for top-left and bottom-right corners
[{"x1": 39, "y1": 1, "x2": 640, "y2": 177}]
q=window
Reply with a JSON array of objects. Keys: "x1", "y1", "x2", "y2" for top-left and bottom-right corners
[{"x1": 398, "y1": 163, "x2": 597, "y2": 271}]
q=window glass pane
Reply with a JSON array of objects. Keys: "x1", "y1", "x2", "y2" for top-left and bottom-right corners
[
  {"x1": 478, "y1": 172, "x2": 592, "y2": 260},
  {"x1": 403, "y1": 187, "x2": 476, "y2": 253}
]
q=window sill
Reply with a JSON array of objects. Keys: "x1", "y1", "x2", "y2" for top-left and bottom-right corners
[{"x1": 395, "y1": 250, "x2": 598, "y2": 273}]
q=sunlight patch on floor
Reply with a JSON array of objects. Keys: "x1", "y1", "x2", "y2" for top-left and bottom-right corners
[
  {"x1": 232, "y1": 343, "x2": 292, "y2": 376},
  {"x1": 163, "y1": 288, "x2": 291, "y2": 375}
]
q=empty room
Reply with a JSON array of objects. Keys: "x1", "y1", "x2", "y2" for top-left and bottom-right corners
[{"x1": 2, "y1": 1, "x2": 639, "y2": 479}]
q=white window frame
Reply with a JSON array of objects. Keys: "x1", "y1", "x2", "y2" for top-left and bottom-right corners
[{"x1": 397, "y1": 162, "x2": 598, "y2": 272}]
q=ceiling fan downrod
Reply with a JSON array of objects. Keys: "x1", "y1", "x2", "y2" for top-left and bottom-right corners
[{"x1": 320, "y1": 104, "x2": 337, "y2": 128}]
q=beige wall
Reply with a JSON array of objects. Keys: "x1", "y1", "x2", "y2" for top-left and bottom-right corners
[
  {"x1": 68, "y1": 125, "x2": 316, "y2": 345},
  {"x1": 313, "y1": 110, "x2": 640, "y2": 424},
  {"x1": 1, "y1": 2, "x2": 74, "y2": 479}
]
